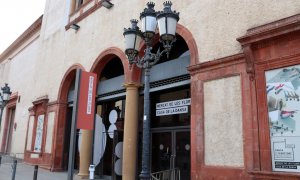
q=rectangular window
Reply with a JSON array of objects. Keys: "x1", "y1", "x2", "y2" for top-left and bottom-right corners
[{"x1": 265, "y1": 65, "x2": 300, "y2": 173}]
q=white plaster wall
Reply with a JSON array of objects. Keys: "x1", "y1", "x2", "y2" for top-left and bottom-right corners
[
  {"x1": 23, "y1": 0, "x2": 300, "y2": 102},
  {"x1": 170, "y1": 0, "x2": 300, "y2": 62},
  {"x1": 204, "y1": 76, "x2": 244, "y2": 167},
  {"x1": 0, "y1": 37, "x2": 41, "y2": 156},
  {"x1": 45, "y1": 112, "x2": 55, "y2": 153}
]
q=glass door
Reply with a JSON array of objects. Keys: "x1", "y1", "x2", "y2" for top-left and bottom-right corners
[
  {"x1": 151, "y1": 132, "x2": 173, "y2": 172},
  {"x1": 151, "y1": 129, "x2": 190, "y2": 179},
  {"x1": 174, "y1": 131, "x2": 190, "y2": 180}
]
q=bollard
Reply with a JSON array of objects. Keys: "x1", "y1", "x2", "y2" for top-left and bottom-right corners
[
  {"x1": 11, "y1": 159, "x2": 17, "y2": 180},
  {"x1": 0, "y1": 156, "x2": 2, "y2": 167},
  {"x1": 33, "y1": 165, "x2": 38, "y2": 180},
  {"x1": 89, "y1": 164, "x2": 95, "y2": 180}
]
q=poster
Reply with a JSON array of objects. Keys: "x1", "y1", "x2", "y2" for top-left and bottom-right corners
[
  {"x1": 34, "y1": 114, "x2": 44, "y2": 153},
  {"x1": 265, "y1": 65, "x2": 300, "y2": 172}
]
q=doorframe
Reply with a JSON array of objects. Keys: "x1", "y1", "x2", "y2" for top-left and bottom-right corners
[
  {"x1": 0, "y1": 93, "x2": 18, "y2": 153},
  {"x1": 150, "y1": 126, "x2": 190, "y2": 172}
]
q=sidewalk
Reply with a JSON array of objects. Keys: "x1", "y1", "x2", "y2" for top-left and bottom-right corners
[{"x1": 0, "y1": 162, "x2": 83, "y2": 180}]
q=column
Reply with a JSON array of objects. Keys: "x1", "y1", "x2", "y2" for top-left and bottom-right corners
[
  {"x1": 78, "y1": 129, "x2": 93, "y2": 177},
  {"x1": 122, "y1": 83, "x2": 140, "y2": 180}
]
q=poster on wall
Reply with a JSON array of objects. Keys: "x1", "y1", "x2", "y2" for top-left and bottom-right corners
[
  {"x1": 34, "y1": 114, "x2": 44, "y2": 153},
  {"x1": 265, "y1": 65, "x2": 300, "y2": 172}
]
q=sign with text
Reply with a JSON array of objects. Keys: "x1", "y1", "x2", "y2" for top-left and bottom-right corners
[
  {"x1": 156, "y1": 98, "x2": 190, "y2": 116},
  {"x1": 265, "y1": 65, "x2": 300, "y2": 173},
  {"x1": 77, "y1": 71, "x2": 97, "y2": 130}
]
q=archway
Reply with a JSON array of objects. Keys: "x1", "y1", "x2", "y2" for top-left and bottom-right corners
[
  {"x1": 52, "y1": 64, "x2": 85, "y2": 171},
  {"x1": 135, "y1": 29, "x2": 194, "y2": 179},
  {"x1": 90, "y1": 48, "x2": 127, "y2": 179}
]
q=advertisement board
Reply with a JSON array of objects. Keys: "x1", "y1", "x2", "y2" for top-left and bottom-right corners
[{"x1": 265, "y1": 65, "x2": 300, "y2": 172}]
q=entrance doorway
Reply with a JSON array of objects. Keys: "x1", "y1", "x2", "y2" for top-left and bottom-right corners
[
  {"x1": 147, "y1": 87, "x2": 191, "y2": 179},
  {"x1": 62, "y1": 106, "x2": 80, "y2": 170},
  {"x1": 5, "y1": 107, "x2": 16, "y2": 153},
  {"x1": 151, "y1": 128, "x2": 190, "y2": 180}
]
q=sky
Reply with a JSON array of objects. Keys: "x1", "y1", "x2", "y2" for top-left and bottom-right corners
[{"x1": 0, "y1": 0, "x2": 46, "y2": 54}]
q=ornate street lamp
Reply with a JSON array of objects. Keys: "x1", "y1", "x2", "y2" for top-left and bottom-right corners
[
  {"x1": 0, "y1": 83, "x2": 12, "y2": 130},
  {"x1": 123, "y1": 1, "x2": 179, "y2": 179}
]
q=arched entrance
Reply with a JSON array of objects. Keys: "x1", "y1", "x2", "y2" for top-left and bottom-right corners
[
  {"x1": 136, "y1": 33, "x2": 192, "y2": 179},
  {"x1": 53, "y1": 64, "x2": 85, "y2": 171},
  {"x1": 90, "y1": 48, "x2": 128, "y2": 179}
]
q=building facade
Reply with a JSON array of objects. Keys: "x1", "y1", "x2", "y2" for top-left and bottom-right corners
[{"x1": 1, "y1": 0, "x2": 300, "y2": 179}]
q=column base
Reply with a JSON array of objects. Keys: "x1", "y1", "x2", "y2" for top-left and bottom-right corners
[{"x1": 77, "y1": 172, "x2": 89, "y2": 179}]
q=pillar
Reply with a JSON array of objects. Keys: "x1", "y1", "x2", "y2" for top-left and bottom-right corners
[
  {"x1": 78, "y1": 129, "x2": 93, "y2": 177},
  {"x1": 122, "y1": 83, "x2": 140, "y2": 180}
]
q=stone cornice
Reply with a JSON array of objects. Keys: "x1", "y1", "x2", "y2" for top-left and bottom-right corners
[
  {"x1": 188, "y1": 53, "x2": 245, "y2": 75},
  {"x1": 0, "y1": 15, "x2": 43, "y2": 63},
  {"x1": 237, "y1": 14, "x2": 300, "y2": 45}
]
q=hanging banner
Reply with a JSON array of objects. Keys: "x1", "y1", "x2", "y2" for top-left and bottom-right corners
[
  {"x1": 265, "y1": 65, "x2": 300, "y2": 173},
  {"x1": 77, "y1": 71, "x2": 97, "y2": 130}
]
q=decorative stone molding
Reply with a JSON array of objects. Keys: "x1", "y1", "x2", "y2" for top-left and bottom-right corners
[
  {"x1": 237, "y1": 14, "x2": 300, "y2": 81},
  {"x1": 188, "y1": 53, "x2": 245, "y2": 75},
  {"x1": 237, "y1": 14, "x2": 300, "y2": 46},
  {"x1": 0, "y1": 16, "x2": 42, "y2": 62}
]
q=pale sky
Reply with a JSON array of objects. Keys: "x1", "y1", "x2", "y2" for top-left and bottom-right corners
[{"x1": 0, "y1": 0, "x2": 46, "y2": 54}]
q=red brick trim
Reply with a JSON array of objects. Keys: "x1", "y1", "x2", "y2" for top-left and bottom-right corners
[
  {"x1": 139, "y1": 24, "x2": 199, "y2": 67},
  {"x1": 237, "y1": 14, "x2": 300, "y2": 178},
  {"x1": 237, "y1": 14, "x2": 300, "y2": 46},
  {"x1": 188, "y1": 53, "x2": 245, "y2": 75},
  {"x1": 249, "y1": 171, "x2": 300, "y2": 179},
  {"x1": 57, "y1": 64, "x2": 86, "y2": 103},
  {"x1": 90, "y1": 47, "x2": 134, "y2": 83},
  {"x1": 23, "y1": 96, "x2": 50, "y2": 166},
  {"x1": 176, "y1": 24, "x2": 199, "y2": 66},
  {"x1": 189, "y1": 54, "x2": 255, "y2": 179},
  {"x1": 50, "y1": 64, "x2": 85, "y2": 171},
  {"x1": 65, "y1": 0, "x2": 109, "y2": 30},
  {"x1": 0, "y1": 16, "x2": 43, "y2": 62}
]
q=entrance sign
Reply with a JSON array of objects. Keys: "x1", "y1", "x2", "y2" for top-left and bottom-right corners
[
  {"x1": 265, "y1": 65, "x2": 300, "y2": 172},
  {"x1": 156, "y1": 98, "x2": 190, "y2": 116},
  {"x1": 156, "y1": 106, "x2": 188, "y2": 116},
  {"x1": 77, "y1": 71, "x2": 97, "y2": 130}
]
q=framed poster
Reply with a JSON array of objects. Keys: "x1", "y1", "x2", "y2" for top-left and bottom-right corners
[
  {"x1": 34, "y1": 114, "x2": 45, "y2": 153},
  {"x1": 265, "y1": 65, "x2": 300, "y2": 172}
]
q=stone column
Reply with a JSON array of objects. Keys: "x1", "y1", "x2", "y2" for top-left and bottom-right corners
[
  {"x1": 78, "y1": 129, "x2": 93, "y2": 177},
  {"x1": 122, "y1": 83, "x2": 140, "y2": 180}
]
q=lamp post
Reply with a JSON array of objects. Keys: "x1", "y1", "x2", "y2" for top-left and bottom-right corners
[
  {"x1": 123, "y1": 2, "x2": 179, "y2": 179},
  {"x1": 0, "y1": 83, "x2": 12, "y2": 131}
]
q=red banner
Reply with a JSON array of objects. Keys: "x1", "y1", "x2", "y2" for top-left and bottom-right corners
[{"x1": 77, "y1": 71, "x2": 97, "y2": 130}]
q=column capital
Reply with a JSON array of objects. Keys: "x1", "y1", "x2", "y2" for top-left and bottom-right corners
[{"x1": 123, "y1": 82, "x2": 141, "y2": 89}]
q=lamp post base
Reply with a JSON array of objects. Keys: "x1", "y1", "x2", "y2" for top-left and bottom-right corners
[{"x1": 139, "y1": 171, "x2": 151, "y2": 180}]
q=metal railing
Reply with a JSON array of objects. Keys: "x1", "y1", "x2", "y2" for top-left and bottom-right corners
[{"x1": 151, "y1": 168, "x2": 180, "y2": 180}]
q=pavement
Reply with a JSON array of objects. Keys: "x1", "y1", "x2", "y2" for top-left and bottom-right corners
[{"x1": 0, "y1": 162, "x2": 92, "y2": 180}]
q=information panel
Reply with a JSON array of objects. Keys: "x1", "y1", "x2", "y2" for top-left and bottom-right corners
[{"x1": 265, "y1": 65, "x2": 300, "y2": 172}]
